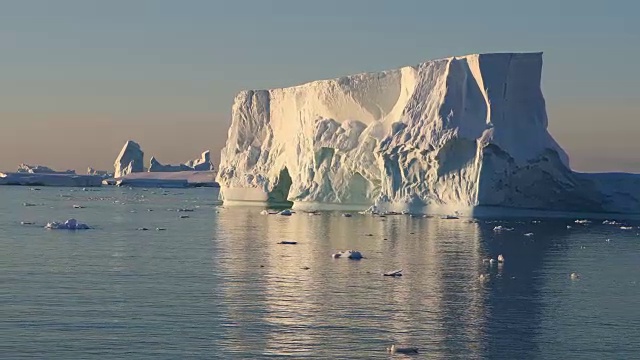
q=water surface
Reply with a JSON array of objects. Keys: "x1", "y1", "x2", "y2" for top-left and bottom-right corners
[{"x1": 1, "y1": 187, "x2": 638, "y2": 359}]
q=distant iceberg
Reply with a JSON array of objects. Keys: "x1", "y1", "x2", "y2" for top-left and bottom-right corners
[
  {"x1": 0, "y1": 172, "x2": 103, "y2": 187},
  {"x1": 148, "y1": 151, "x2": 215, "y2": 172},
  {"x1": 17, "y1": 163, "x2": 75, "y2": 174},
  {"x1": 114, "y1": 140, "x2": 144, "y2": 178}
]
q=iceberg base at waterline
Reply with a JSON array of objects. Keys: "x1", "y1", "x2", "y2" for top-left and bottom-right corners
[{"x1": 104, "y1": 171, "x2": 219, "y2": 189}]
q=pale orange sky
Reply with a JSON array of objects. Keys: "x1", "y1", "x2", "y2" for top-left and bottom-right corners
[{"x1": 0, "y1": 100, "x2": 638, "y2": 174}]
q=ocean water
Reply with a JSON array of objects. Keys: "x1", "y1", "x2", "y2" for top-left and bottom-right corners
[{"x1": 1, "y1": 186, "x2": 639, "y2": 359}]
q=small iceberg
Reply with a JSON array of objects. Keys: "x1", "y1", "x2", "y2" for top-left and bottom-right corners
[
  {"x1": 23, "y1": 202, "x2": 37, "y2": 207},
  {"x1": 497, "y1": 254, "x2": 505, "y2": 263},
  {"x1": 524, "y1": 232, "x2": 534, "y2": 237},
  {"x1": 72, "y1": 204, "x2": 85, "y2": 209},
  {"x1": 278, "y1": 209, "x2": 293, "y2": 216},
  {"x1": 45, "y1": 218, "x2": 90, "y2": 230},
  {"x1": 21, "y1": 221, "x2": 35, "y2": 225},
  {"x1": 603, "y1": 220, "x2": 621, "y2": 225},
  {"x1": 331, "y1": 250, "x2": 363, "y2": 260},
  {"x1": 341, "y1": 213, "x2": 353, "y2": 218},
  {"x1": 620, "y1": 226, "x2": 633, "y2": 230},
  {"x1": 575, "y1": 219, "x2": 591, "y2": 225}
]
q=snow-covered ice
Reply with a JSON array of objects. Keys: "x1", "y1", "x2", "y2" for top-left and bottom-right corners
[{"x1": 216, "y1": 52, "x2": 640, "y2": 215}]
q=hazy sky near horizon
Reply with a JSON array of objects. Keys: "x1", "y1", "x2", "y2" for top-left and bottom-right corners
[{"x1": 1, "y1": 0, "x2": 639, "y2": 173}]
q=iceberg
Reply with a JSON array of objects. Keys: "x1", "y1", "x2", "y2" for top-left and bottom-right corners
[
  {"x1": 148, "y1": 156, "x2": 192, "y2": 172},
  {"x1": 148, "y1": 151, "x2": 215, "y2": 172},
  {"x1": 216, "y1": 52, "x2": 640, "y2": 215},
  {"x1": 184, "y1": 150, "x2": 215, "y2": 171},
  {"x1": 114, "y1": 140, "x2": 144, "y2": 178},
  {"x1": 17, "y1": 163, "x2": 75, "y2": 174},
  {"x1": 87, "y1": 167, "x2": 111, "y2": 177},
  {"x1": 0, "y1": 172, "x2": 103, "y2": 187}
]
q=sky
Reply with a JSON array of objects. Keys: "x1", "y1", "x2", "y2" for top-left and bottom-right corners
[{"x1": 0, "y1": 0, "x2": 638, "y2": 173}]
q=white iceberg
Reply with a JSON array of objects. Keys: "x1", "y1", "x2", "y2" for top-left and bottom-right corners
[
  {"x1": 149, "y1": 151, "x2": 215, "y2": 173},
  {"x1": 17, "y1": 164, "x2": 75, "y2": 174},
  {"x1": 216, "y1": 52, "x2": 640, "y2": 215},
  {"x1": 114, "y1": 140, "x2": 144, "y2": 178},
  {"x1": 45, "y1": 218, "x2": 90, "y2": 230},
  {"x1": 1, "y1": 172, "x2": 103, "y2": 187}
]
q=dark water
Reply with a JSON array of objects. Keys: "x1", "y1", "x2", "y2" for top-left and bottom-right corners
[{"x1": 1, "y1": 187, "x2": 639, "y2": 359}]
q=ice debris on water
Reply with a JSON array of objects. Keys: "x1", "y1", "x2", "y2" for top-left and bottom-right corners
[
  {"x1": 278, "y1": 209, "x2": 292, "y2": 216},
  {"x1": 575, "y1": 219, "x2": 591, "y2": 225},
  {"x1": 331, "y1": 250, "x2": 363, "y2": 260},
  {"x1": 493, "y1": 226, "x2": 514, "y2": 232},
  {"x1": 45, "y1": 218, "x2": 90, "y2": 230},
  {"x1": 383, "y1": 269, "x2": 403, "y2": 277}
]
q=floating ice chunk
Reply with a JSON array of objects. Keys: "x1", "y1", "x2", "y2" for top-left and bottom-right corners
[
  {"x1": 524, "y1": 232, "x2": 534, "y2": 237},
  {"x1": 387, "y1": 345, "x2": 419, "y2": 354},
  {"x1": 497, "y1": 254, "x2": 505, "y2": 263},
  {"x1": 570, "y1": 272, "x2": 580, "y2": 280},
  {"x1": 575, "y1": 219, "x2": 591, "y2": 224},
  {"x1": 567, "y1": 225, "x2": 572, "y2": 229},
  {"x1": 332, "y1": 250, "x2": 363, "y2": 260},
  {"x1": 23, "y1": 203, "x2": 37, "y2": 207},
  {"x1": 45, "y1": 218, "x2": 90, "y2": 230},
  {"x1": 156, "y1": 227, "x2": 166, "y2": 231},
  {"x1": 341, "y1": 213, "x2": 353, "y2": 218},
  {"x1": 603, "y1": 220, "x2": 620, "y2": 225},
  {"x1": 441, "y1": 215, "x2": 459, "y2": 220},
  {"x1": 383, "y1": 269, "x2": 403, "y2": 277},
  {"x1": 493, "y1": 226, "x2": 514, "y2": 232},
  {"x1": 278, "y1": 209, "x2": 292, "y2": 216},
  {"x1": 137, "y1": 227, "x2": 149, "y2": 231},
  {"x1": 21, "y1": 221, "x2": 35, "y2": 225},
  {"x1": 72, "y1": 204, "x2": 85, "y2": 209},
  {"x1": 620, "y1": 226, "x2": 633, "y2": 230}
]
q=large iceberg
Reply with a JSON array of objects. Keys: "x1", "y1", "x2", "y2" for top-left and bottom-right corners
[
  {"x1": 217, "y1": 52, "x2": 640, "y2": 215},
  {"x1": 114, "y1": 140, "x2": 144, "y2": 178}
]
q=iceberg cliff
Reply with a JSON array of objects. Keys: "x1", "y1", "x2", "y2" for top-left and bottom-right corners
[
  {"x1": 114, "y1": 140, "x2": 144, "y2": 178},
  {"x1": 217, "y1": 52, "x2": 640, "y2": 214}
]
